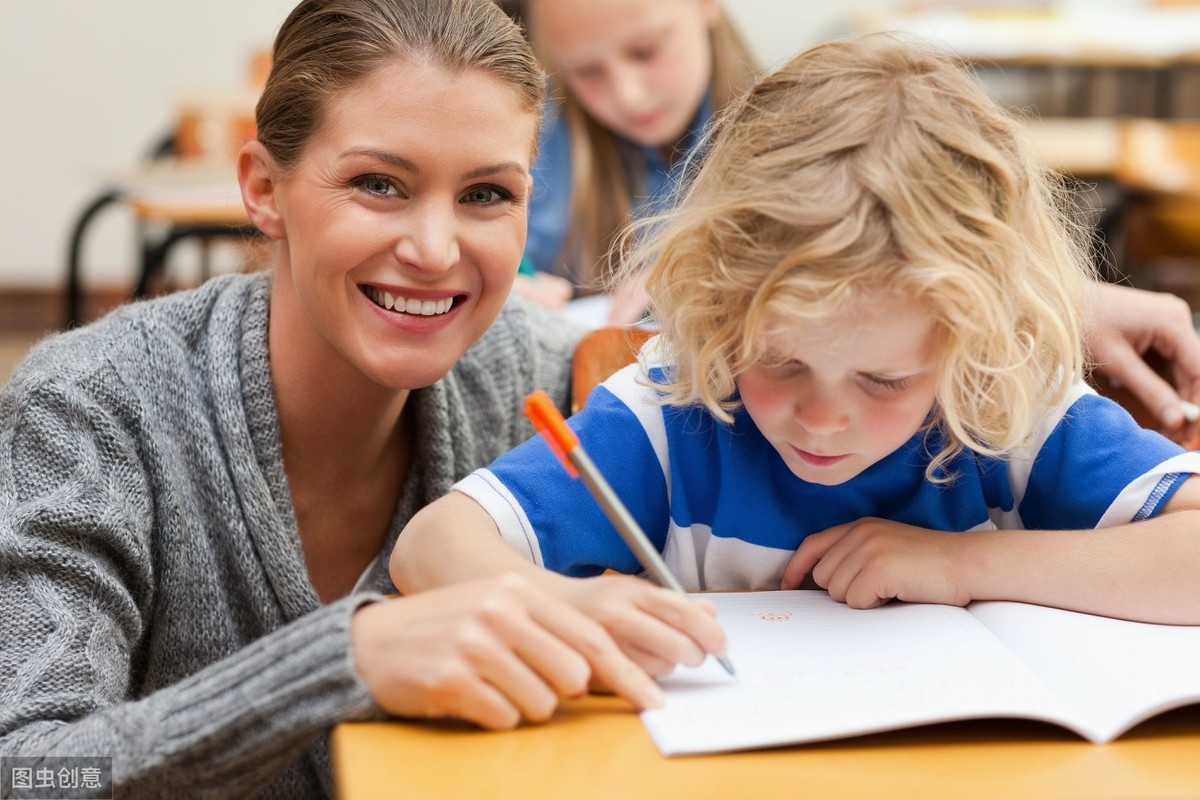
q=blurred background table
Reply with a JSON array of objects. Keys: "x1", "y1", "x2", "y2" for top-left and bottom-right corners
[
  {"x1": 66, "y1": 160, "x2": 255, "y2": 327},
  {"x1": 847, "y1": 4, "x2": 1200, "y2": 119}
]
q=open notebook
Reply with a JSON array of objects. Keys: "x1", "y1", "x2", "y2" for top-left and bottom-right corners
[{"x1": 641, "y1": 591, "x2": 1200, "y2": 756}]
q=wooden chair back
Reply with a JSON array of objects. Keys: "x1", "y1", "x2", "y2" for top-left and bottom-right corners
[{"x1": 570, "y1": 327, "x2": 656, "y2": 414}]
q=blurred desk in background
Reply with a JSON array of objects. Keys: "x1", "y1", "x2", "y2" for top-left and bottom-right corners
[
  {"x1": 67, "y1": 160, "x2": 255, "y2": 327},
  {"x1": 1021, "y1": 117, "x2": 1200, "y2": 190},
  {"x1": 66, "y1": 68, "x2": 263, "y2": 328},
  {"x1": 848, "y1": 6, "x2": 1200, "y2": 118},
  {"x1": 121, "y1": 161, "x2": 256, "y2": 298},
  {"x1": 1118, "y1": 120, "x2": 1200, "y2": 199},
  {"x1": 1112, "y1": 121, "x2": 1200, "y2": 304},
  {"x1": 1025, "y1": 117, "x2": 1122, "y2": 177}
]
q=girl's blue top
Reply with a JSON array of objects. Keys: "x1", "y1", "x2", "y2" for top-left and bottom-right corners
[{"x1": 524, "y1": 92, "x2": 715, "y2": 283}]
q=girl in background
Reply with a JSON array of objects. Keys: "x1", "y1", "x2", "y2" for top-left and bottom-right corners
[
  {"x1": 511, "y1": 0, "x2": 758, "y2": 318},
  {"x1": 392, "y1": 36, "x2": 1200, "y2": 668}
]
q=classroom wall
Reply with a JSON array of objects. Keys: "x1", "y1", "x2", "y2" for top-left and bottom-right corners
[{"x1": 0, "y1": 0, "x2": 887, "y2": 291}]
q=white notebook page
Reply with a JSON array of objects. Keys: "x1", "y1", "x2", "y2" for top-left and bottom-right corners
[
  {"x1": 970, "y1": 601, "x2": 1200, "y2": 740},
  {"x1": 641, "y1": 592, "x2": 1083, "y2": 756}
]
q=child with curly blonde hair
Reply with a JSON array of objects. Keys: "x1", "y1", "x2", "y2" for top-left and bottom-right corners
[{"x1": 393, "y1": 35, "x2": 1200, "y2": 673}]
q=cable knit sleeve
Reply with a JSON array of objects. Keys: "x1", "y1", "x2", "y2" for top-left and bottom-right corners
[{"x1": 0, "y1": 358, "x2": 378, "y2": 798}]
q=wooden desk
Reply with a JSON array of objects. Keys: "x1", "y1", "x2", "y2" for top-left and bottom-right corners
[{"x1": 332, "y1": 697, "x2": 1200, "y2": 800}]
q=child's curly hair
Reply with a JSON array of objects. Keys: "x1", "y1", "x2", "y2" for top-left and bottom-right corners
[{"x1": 619, "y1": 34, "x2": 1096, "y2": 479}]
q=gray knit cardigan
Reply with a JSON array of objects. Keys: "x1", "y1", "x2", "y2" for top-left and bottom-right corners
[{"x1": 0, "y1": 273, "x2": 581, "y2": 798}]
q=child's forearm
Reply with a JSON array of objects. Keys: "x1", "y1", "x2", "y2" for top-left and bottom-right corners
[
  {"x1": 390, "y1": 491, "x2": 552, "y2": 594},
  {"x1": 963, "y1": 510, "x2": 1200, "y2": 624}
]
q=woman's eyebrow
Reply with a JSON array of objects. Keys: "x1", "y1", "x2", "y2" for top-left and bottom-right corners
[
  {"x1": 463, "y1": 161, "x2": 527, "y2": 180},
  {"x1": 342, "y1": 147, "x2": 417, "y2": 171},
  {"x1": 341, "y1": 147, "x2": 525, "y2": 180}
]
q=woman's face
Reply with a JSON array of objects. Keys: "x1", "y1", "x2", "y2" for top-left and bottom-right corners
[
  {"x1": 528, "y1": 0, "x2": 717, "y2": 149},
  {"x1": 265, "y1": 59, "x2": 538, "y2": 391}
]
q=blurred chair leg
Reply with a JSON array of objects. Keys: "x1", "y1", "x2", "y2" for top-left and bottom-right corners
[
  {"x1": 135, "y1": 224, "x2": 259, "y2": 299},
  {"x1": 65, "y1": 190, "x2": 125, "y2": 329}
]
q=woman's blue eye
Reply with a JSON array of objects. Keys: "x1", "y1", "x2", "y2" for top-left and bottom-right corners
[
  {"x1": 354, "y1": 175, "x2": 397, "y2": 197},
  {"x1": 463, "y1": 186, "x2": 512, "y2": 205}
]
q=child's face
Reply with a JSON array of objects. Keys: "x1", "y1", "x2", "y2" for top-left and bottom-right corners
[
  {"x1": 736, "y1": 294, "x2": 940, "y2": 487},
  {"x1": 528, "y1": 0, "x2": 717, "y2": 149}
]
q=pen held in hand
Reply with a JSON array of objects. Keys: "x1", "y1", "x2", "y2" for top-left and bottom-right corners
[{"x1": 524, "y1": 389, "x2": 736, "y2": 677}]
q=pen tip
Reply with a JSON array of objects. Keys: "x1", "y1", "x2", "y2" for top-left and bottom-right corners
[{"x1": 718, "y1": 654, "x2": 737, "y2": 677}]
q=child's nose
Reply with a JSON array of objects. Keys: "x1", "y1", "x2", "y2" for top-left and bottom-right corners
[{"x1": 794, "y1": 390, "x2": 849, "y2": 435}]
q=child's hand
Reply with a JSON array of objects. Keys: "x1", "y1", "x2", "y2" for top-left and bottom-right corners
[
  {"x1": 780, "y1": 518, "x2": 972, "y2": 609},
  {"x1": 350, "y1": 574, "x2": 664, "y2": 730},
  {"x1": 550, "y1": 572, "x2": 727, "y2": 678}
]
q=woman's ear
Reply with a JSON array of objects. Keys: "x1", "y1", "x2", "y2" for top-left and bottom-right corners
[{"x1": 238, "y1": 140, "x2": 286, "y2": 240}]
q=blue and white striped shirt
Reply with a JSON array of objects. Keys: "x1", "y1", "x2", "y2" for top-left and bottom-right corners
[{"x1": 457, "y1": 353, "x2": 1200, "y2": 591}]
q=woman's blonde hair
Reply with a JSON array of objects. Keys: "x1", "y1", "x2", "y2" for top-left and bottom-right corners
[
  {"x1": 257, "y1": 0, "x2": 546, "y2": 171},
  {"x1": 524, "y1": 0, "x2": 758, "y2": 291},
  {"x1": 625, "y1": 34, "x2": 1096, "y2": 478}
]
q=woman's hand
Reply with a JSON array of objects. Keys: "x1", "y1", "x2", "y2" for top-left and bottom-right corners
[
  {"x1": 781, "y1": 518, "x2": 973, "y2": 609},
  {"x1": 350, "y1": 574, "x2": 664, "y2": 730},
  {"x1": 549, "y1": 572, "x2": 727, "y2": 677},
  {"x1": 1087, "y1": 283, "x2": 1200, "y2": 439}
]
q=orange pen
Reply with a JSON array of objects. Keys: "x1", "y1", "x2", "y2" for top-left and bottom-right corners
[{"x1": 524, "y1": 389, "x2": 736, "y2": 676}]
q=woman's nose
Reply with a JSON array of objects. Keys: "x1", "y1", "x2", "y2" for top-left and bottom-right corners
[{"x1": 393, "y1": 203, "x2": 460, "y2": 276}]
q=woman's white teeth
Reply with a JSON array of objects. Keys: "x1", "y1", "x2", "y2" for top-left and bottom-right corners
[{"x1": 366, "y1": 287, "x2": 453, "y2": 315}]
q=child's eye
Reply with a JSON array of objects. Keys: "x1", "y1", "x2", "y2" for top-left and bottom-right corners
[
  {"x1": 351, "y1": 174, "x2": 399, "y2": 198},
  {"x1": 629, "y1": 45, "x2": 659, "y2": 62},
  {"x1": 863, "y1": 374, "x2": 911, "y2": 392},
  {"x1": 461, "y1": 185, "x2": 514, "y2": 206}
]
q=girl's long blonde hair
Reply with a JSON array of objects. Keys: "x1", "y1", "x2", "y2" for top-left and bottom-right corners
[
  {"x1": 525, "y1": 0, "x2": 758, "y2": 291},
  {"x1": 623, "y1": 34, "x2": 1096, "y2": 478}
]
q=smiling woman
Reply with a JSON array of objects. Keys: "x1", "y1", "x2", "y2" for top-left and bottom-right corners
[
  {"x1": 241, "y1": 57, "x2": 539, "y2": 392},
  {"x1": 0, "y1": 1, "x2": 682, "y2": 796}
]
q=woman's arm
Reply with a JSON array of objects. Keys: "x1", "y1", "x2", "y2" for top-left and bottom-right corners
[{"x1": 0, "y1": 376, "x2": 378, "y2": 796}]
